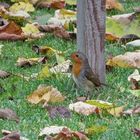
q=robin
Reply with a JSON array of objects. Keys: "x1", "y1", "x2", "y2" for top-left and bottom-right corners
[{"x1": 70, "y1": 51, "x2": 105, "y2": 98}]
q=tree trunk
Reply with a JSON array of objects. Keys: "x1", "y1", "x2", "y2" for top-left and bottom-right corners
[{"x1": 77, "y1": 0, "x2": 106, "y2": 83}]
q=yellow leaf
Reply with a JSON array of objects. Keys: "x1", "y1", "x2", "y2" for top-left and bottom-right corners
[
  {"x1": 86, "y1": 100, "x2": 114, "y2": 109},
  {"x1": 10, "y1": 2, "x2": 35, "y2": 13},
  {"x1": 55, "y1": 52, "x2": 65, "y2": 64},
  {"x1": 85, "y1": 125, "x2": 108, "y2": 135},
  {"x1": 65, "y1": 0, "x2": 76, "y2": 5},
  {"x1": 38, "y1": 65, "x2": 50, "y2": 79},
  {"x1": 106, "y1": 50, "x2": 140, "y2": 68},
  {"x1": 27, "y1": 85, "x2": 65, "y2": 104},
  {"x1": 22, "y1": 23, "x2": 40, "y2": 35},
  {"x1": 58, "y1": 9, "x2": 76, "y2": 19},
  {"x1": 105, "y1": 32, "x2": 119, "y2": 42},
  {"x1": 107, "y1": 106, "x2": 124, "y2": 117}
]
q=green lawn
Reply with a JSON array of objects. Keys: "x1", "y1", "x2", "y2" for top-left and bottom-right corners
[{"x1": 0, "y1": 1, "x2": 140, "y2": 140}]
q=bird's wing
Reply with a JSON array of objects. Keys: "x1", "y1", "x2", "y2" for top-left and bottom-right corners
[{"x1": 84, "y1": 68, "x2": 101, "y2": 87}]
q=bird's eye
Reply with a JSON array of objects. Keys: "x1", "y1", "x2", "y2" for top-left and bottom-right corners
[{"x1": 75, "y1": 54, "x2": 79, "y2": 57}]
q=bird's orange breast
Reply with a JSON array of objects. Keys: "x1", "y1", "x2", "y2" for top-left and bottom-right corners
[{"x1": 72, "y1": 63, "x2": 82, "y2": 77}]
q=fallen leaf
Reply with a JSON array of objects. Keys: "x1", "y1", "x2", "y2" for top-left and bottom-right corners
[
  {"x1": 123, "y1": 106, "x2": 140, "y2": 116},
  {"x1": 56, "y1": 9, "x2": 76, "y2": 19},
  {"x1": 128, "y1": 69, "x2": 140, "y2": 82},
  {"x1": 9, "y1": 2, "x2": 35, "y2": 13},
  {"x1": 0, "y1": 21, "x2": 25, "y2": 40},
  {"x1": 27, "y1": 85, "x2": 65, "y2": 104},
  {"x1": 85, "y1": 125, "x2": 108, "y2": 135},
  {"x1": 105, "y1": 32, "x2": 119, "y2": 42},
  {"x1": 111, "y1": 13, "x2": 135, "y2": 25},
  {"x1": 132, "y1": 128, "x2": 140, "y2": 137},
  {"x1": 53, "y1": 27, "x2": 70, "y2": 39},
  {"x1": 32, "y1": 45, "x2": 55, "y2": 55},
  {"x1": 0, "y1": 21, "x2": 22, "y2": 35},
  {"x1": 0, "y1": 108, "x2": 19, "y2": 122},
  {"x1": 0, "y1": 70, "x2": 10, "y2": 79},
  {"x1": 37, "y1": 24, "x2": 62, "y2": 33},
  {"x1": 106, "y1": 50, "x2": 140, "y2": 68},
  {"x1": 37, "y1": 65, "x2": 50, "y2": 79},
  {"x1": 1, "y1": 130, "x2": 29, "y2": 140},
  {"x1": 50, "y1": 60, "x2": 71, "y2": 73},
  {"x1": 0, "y1": 132, "x2": 20, "y2": 140},
  {"x1": 119, "y1": 34, "x2": 140, "y2": 44},
  {"x1": 107, "y1": 106, "x2": 124, "y2": 117},
  {"x1": 39, "y1": 126, "x2": 69, "y2": 137},
  {"x1": 55, "y1": 128, "x2": 89, "y2": 140},
  {"x1": 0, "y1": 33, "x2": 25, "y2": 41},
  {"x1": 86, "y1": 100, "x2": 114, "y2": 109},
  {"x1": 22, "y1": 23, "x2": 40, "y2": 35},
  {"x1": 45, "y1": 106, "x2": 71, "y2": 119},
  {"x1": 36, "y1": 0, "x2": 66, "y2": 9},
  {"x1": 0, "y1": 7, "x2": 30, "y2": 24},
  {"x1": 65, "y1": 0, "x2": 76, "y2": 5},
  {"x1": 128, "y1": 69, "x2": 140, "y2": 90},
  {"x1": 16, "y1": 57, "x2": 47, "y2": 67},
  {"x1": 69, "y1": 101, "x2": 99, "y2": 116},
  {"x1": 126, "y1": 39, "x2": 140, "y2": 48},
  {"x1": 47, "y1": 9, "x2": 76, "y2": 29},
  {"x1": 106, "y1": 0, "x2": 124, "y2": 11}
]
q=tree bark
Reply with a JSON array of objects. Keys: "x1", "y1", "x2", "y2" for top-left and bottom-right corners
[{"x1": 77, "y1": 0, "x2": 106, "y2": 83}]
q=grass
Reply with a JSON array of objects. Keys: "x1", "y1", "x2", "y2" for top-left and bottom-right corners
[{"x1": 0, "y1": 1, "x2": 140, "y2": 140}]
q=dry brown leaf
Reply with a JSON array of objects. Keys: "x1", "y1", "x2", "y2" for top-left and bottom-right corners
[
  {"x1": 1, "y1": 131, "x2": 20, "y2": 140},
  {"x1": 123, "y1": 106, "x2": 140, "y2": 116},
  {"x1": 36, "y1": 0, "x2": 65, "y2": 9},
  {"x1": 128, "y1": 69, "x2": 140, "y2": 90},
  {"x1": 0, "y1": 33, "x2": 25, "y2": 41},
  {"x1": 106, "y1": 50, "x2": 140, "y2": 68},
  {"x1": 16, "y1": 57, "x2": 47, "y2": 67},
  {"x1": 38, "y1": 24, "x2": 71, "y2": 39},
  {"x1": 0, "y1": 21, "x2": 25, "y2": 40},
  {"x1": 0, "y1": 21, "x2": 22, "y2": 35},
  {"x1": 37, "y1": 24, "x2": 62, "y2": 33},
  {"x1": 55, "y1": 128, "x2": 89, "y2": 140},
  {"x1": 69, "y1": 101, "x2": 99, "y2": 116},
  {"x1": 27, "y1": 85, "x2": 65, "y2": 104},
  {"x1": 39, "y1": 127, "x2": 89, "y2": 140},
  {"x1": 119, "y1": 34, "x2": 140, "y2": 44},
  {"x1": 0, "y1": 70, "x2": 10, "y2": 79},
  {"x1": 111, "y1": 13, "x2": 135, "y2": 25},
  {"x1": 105, "y1": 32, "x2": 119, "y2": 42},
  {"x1": 45, "y1": 106, "x2": 71, "y2": 119},
  {"x1": 24, "y1": 32, "x2": 45, "y2": 40},
  {"x1": 53, "y1": 27, "x2": 70, "y2": 39},
  {"x1": 0, "y1": 108, "x2": 19, "y2": 122},
  {"x1": 106, "y1": 0, "x2": 124, "y2": 11}
]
